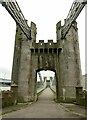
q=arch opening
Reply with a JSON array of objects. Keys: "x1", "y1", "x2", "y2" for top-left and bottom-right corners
[{"x1": 35, "y1": 69, "x2": 58, "y2": 100}]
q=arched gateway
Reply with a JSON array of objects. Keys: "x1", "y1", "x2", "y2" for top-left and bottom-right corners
[{"x1": 11, "y1": 21, "x2": 82, "y2": 102}]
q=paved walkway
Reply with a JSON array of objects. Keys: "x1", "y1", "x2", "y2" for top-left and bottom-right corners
[{"x1": 1, "y1": 88, "x2": 87, "y2": 118}]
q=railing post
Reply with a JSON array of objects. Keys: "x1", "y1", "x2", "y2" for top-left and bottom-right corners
[{"x1": 76, "y1": 86, "x2": 83, "y2": 104}]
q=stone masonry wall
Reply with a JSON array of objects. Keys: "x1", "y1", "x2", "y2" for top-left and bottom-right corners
[
  {"x1": 11, "y1": 25, "x2": 22, "y2": 85},
  {"x1": 56, "y1": 21, "x2": 82, "y2": 99},
  {"x1": 0, "y1": 90, "x2": 15, "y2": 108}
]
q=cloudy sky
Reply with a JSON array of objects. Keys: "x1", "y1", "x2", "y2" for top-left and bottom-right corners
[{"x1": 0, "y1": 0, "x2": 86, "y2": 79}]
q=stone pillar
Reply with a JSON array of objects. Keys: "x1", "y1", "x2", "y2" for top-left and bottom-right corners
[
  {"x1": 11, "y1": 83, "x2": 18, "y2": 104},
  {"x1": 56, "y1": 21, "x2": 82, "y2": 101},
  {"x1": 56, "y1": 21, "x2": 64, "y2": 100},
  {"x1": 11, "y1": 25, "x2": 22, "y2": 85},
  {"x1": 28, "y1": 49, "x2": 39, "y2": 102},
  {"x1": 12, "y1": 22, "x2": 37, "y2": 103},
  {"x1": 17, "y1": 40, "x2": 32, "y2": 102}
]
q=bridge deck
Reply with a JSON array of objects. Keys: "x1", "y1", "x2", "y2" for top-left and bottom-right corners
[{"x1": 2, "y1": 88, "x2": 85, "y2": 118}]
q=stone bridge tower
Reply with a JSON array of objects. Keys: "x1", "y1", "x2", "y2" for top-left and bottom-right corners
[{"x1": 11, "y1": 20, "x2": 82, "y2": 102}]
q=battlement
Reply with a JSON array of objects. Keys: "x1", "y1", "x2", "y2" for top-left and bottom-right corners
[
  {"x1": 56, "y1": 20, "x2": 78, "y2": 40},
  {"x1": 30, "y1": 22, "x2": 37, "y2": 42},
  {"x1": 56, "y1": 20, "x2": 78, "y2": 29},
  {"x1": 32, "y1": 39, "x2": 59, "y2": 49},
  {"x1": 30, "y1": 39, "x2": 62, "y2": 54}
]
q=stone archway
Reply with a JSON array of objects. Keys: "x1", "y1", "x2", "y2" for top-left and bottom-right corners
[
  {"x1": 27, "y1": 43, "x2": 61, "y2": 102},
  {"x1": 35, "y1": 68, "x2": 58, "y2": 100},
  {"x1": 11, "y1": 21, "x2": 82, "y2": 103}
]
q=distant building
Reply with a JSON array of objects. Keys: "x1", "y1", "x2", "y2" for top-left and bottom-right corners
[
  {"x1": 0, "y1": 78, "x2": 11, "y2": 91},
  {"x1": 0, "y1": 78, "x2": 11, "y2": 84}
]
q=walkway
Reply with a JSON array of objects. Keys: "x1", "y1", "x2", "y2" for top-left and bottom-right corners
[{"x1": 2, "y1": 88, "x2": 86, "y2": 118}]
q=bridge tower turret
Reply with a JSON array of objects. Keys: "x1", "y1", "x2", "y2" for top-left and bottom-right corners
[{"x1": 56, "y1": 20, "x2": 82, "y2": 100}]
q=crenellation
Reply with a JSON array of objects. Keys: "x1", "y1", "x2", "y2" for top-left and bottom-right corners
[
  {"x1": 48, "y1": 39, "x2": 53, "y2": 43},
  {"x1": 56, "y1": 21, "x2": 61, "y2": 30},
  {"x1": 56, "y1": 21, "x2": 62, "y2": 40},
  {"x1": 30, "y1": 22, "x2": 37, "y2": 42},
  {"x1": 39, "y1": 40, "x2": 44, "y2": 43},
  {"x1": 32, "y1": 39, "x2": 59, "y2": 49}
]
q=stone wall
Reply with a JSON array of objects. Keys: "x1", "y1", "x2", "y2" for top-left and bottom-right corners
[
  {"x1": 0, "y1": 90, "x2": 15, "y2": 108},
  {"x1": 11, "y1": 25, "x2": 22, "y2": 85},
  {"x1": 76, "y1": 87, "x2": 87, "y2": 106}
]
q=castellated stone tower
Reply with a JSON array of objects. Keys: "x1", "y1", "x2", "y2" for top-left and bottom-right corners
[
  {"x1": 56, "y1": 20, "x2": 82, "y2": 100},
  {"x1": 11, "y1": 20, "x2": 82, "y2": 102}
]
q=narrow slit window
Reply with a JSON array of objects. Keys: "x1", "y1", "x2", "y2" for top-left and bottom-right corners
[
  {"x1": 54, "y1": 48, "x2": 57, "y2": 53},
  {"x1": 31, "y1": 49, "x2": 34, "y2": 53},
  {"x1": 40, "y1": 49, "x2": 43, "y2": 53},
  {"x1": 44, "y1": 48, "x2": 48, "y2": 53},
  {"x1": 35, "y1": 49, "x2": 38, "y2": 53},
  {"x1": 49, "y1": 48, "x2": 52, "y2": 53}
]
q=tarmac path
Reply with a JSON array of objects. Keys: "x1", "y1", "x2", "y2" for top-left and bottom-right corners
[{"x1": 2, "y1": 88, "x2": 85, "y2": 118}]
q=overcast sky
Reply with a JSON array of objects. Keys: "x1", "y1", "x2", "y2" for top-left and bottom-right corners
[{"x1": 0, "y1": 0, "x2": 86, "y2": 79}]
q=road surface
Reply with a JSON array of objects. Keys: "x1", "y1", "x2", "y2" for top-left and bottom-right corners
[{"x1": 2, "y1": 88, "x2": 85, "y2": 118}]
